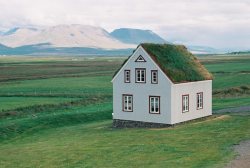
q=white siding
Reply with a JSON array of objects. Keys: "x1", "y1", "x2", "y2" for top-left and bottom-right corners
[
  {"x1": 112, "y1": 46, "x2": 212, "y2": 125},
  {"x1": 113, "y1": 46, "x2": 172, "y2": 124},
  {"x1": 171, "y1": 80, "x2": 212, "y2": 124}
]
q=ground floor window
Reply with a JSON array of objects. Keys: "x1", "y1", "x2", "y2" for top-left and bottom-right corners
[
  {"x1": 122, "y1": 94, "x2": 133, "y2": 112},
  {"x1": 149, "y1": 96, "x2": 160, "y2": 114},
  {"x1": 182, "y1": 95, "x2": 189, "y2": 112},
  {"x1": 197, "y1": 92, "x2": 203, "y2": 109}
]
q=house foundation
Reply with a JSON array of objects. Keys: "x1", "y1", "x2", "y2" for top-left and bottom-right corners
[{"x1": 113, "y1": 119, "x2": 171, "y2": 128}]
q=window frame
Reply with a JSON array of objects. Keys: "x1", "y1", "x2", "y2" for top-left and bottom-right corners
[
  {"x1": 135, "y1": 55, "x2": 146, "y2": 62},
  {"x1": 135, "y1": 68, "x2": 146, "y2": 83},
  {"x1": 124, "y1": 70, "x2": 131, "y2": 83},
  {"x1": 182, "y1": 94, "x2": 189, "y2": 113},
  {"x1": 122, "y1": 94, "x2": 133, "y2": 112},
  {"x1": 151, "y1": 70, "x2": 158, "y2": 84},
  {"x1": 149, "y1": 96, "x2": 160, "y2": 114},
  {"x1": 196, "y1": 92, "x2": 203, "y2": 110}
]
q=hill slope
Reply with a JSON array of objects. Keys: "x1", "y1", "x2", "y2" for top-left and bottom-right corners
[
  {"x1": 110, "y1": 28, "x2": 166, "y2": 44},
  {"x1": 0, "y1": 25, "x2": 135, "y2": 49}
]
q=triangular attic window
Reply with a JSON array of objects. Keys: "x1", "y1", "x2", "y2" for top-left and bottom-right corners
[{"x1": 135, "y1": 55, "x2": 146, "y2": 62}]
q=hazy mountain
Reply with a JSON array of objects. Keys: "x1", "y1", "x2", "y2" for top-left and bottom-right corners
[
  {"x1": 0, "y1": 25, "x2": 227, "y2": 55},
  {"x1": 110, "y1": 28, "x2": 167, "y2": 44},
  {"x1": 0, "y1": 25, "x2": 135, "y2": 49},
  {"x1": 186, "y1": 45, "x2": 220, "y2": 54}
]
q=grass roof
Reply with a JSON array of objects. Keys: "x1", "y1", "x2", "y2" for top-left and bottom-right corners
[{"x1": 141, "y1": 43, "x2": 213, "y2": 83}]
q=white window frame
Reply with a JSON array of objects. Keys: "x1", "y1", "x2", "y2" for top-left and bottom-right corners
[
  {"x1": 149, "y1": 96, "x2": 160, "y2": 114},
  {"x1": 122, "y1": 94, "x2": 133, "y2": 112},
  {"x1": 124, "y1": 70, "x2": 130, "y2": 83},
  {"x1": 182, "y1": 95, "x2": 189, "y2": 113},
  {"x1": 197, "y1": 92, "x2": 203, "y2": 110},
  {"x1": 151, "y1": 70, "x2": 158, "y2": 84},
  {"x1": 135, "y1": 68, "x2": 146, "y2": 83}
]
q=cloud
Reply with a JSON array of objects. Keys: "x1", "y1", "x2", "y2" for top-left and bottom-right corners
[{"x1": 0, "y1": 0, "x2": 250, "y2": 50}]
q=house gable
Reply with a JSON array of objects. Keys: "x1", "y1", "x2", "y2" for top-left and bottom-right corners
[{"x1": 111, "y1": 46, "x2": 173, "y2": 84}]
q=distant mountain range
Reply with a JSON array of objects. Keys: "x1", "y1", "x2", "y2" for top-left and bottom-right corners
[{"x1": 0, "y1": 24, "x2": 222, "y2": 55}]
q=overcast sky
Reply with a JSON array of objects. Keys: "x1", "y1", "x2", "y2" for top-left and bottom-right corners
[{"x1": 0, "y1": 0, "x2": 250, "y2": 50}]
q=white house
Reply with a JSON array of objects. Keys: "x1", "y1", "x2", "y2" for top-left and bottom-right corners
[{"x1": 112, "y1": 43, "x2": 213, "y2": 127}]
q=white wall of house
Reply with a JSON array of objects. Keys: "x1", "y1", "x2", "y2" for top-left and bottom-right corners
[
  {"x1": 171, "y1": 80, "x2": 212, "y2": 124},
  {"x1": 112, "y1": 46, "x2": 173, "y2": 124},
  {"x1": 112, "y1": 46, "x2": 212, "y2": 125}
]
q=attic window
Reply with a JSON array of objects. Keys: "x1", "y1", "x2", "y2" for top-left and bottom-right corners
[
  {"x1": 135, "y1": 55, "x2": 146, "y2": 62},
  {"x1": 151, "y1": 70, "x2": 158, "y2": 84},
  {"x1": 135, "y1": 68, "x2": 146, "y2": 83},
  {"x1": 124, "y1": 70, "x2": 130, "y2": 83}
]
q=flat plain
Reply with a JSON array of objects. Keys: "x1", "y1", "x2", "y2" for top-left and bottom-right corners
[{"x1": 0, "y1": 54, "x2": 249, "y2": 168}]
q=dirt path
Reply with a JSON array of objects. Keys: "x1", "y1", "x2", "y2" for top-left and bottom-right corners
[
  {"x1": 214, "y1": 106, "x2": 250, "y2": 167},
  {"x1": 213, "y1": 105, "x2": 250, "y2": 114},
  {"x1": 225, "y1": 140, "x2": 250, "y2": 168}
]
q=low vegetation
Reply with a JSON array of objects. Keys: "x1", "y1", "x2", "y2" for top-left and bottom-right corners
[
  {"x1": 0, "y1": 54, "x2": 249, "y2": 167},
  {"x1": 141, "y1": 43, "x2": 213, "y2": 82}
]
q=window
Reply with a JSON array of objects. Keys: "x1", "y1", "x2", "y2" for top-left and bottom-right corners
[
  {"x1": 197, "y1": 92, "x2": 203, "y2": 109},
  {"x1": 124, "y1": 70, "x2": 130, "y2": 83},
  {"x1": 135, "y1": 55, "x2": 146, "y2": 62},
  {"x1": 182, "y1": 95, "x2": 189, "y2": 113},
  {"x1": 135, "y1": 68, "x2": 146, "y2": 83},
  {"x1": 149, "y1": 96, "x2": 160, "y2": 114},
  {"x1": 151, "y1": 70, "x2": 158, "y2": 84},
  {"x1": 122, "y1": 94, "x2": 133, "y2": 112}
]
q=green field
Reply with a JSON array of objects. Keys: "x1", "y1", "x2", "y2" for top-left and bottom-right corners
[{"x1": 0, "y1": 54, "x2": 249, "y2": 167}]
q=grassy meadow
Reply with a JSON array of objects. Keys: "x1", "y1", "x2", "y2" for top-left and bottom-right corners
[{"x1": 0, "y1": 54, "x2": 250, "y2": 168}]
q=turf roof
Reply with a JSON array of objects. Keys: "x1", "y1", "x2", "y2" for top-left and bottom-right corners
[{"x1": 141, "y1": 43, "x2": 213, "y2": 83}]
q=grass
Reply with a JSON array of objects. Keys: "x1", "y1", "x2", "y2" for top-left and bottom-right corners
[
  {"x1": 0, "y1": 76, "x2": 112, "y2": 96},
  {"x1": 0, "y1": 54, "x2": 249, "y2": 167},
  {"x1": 0, "y1": 97, "x2": 79, "y2": 111},
  {"x1": 141, "y1": 43, "x2": 212, "y2": 82},
  {"x1": 0, "y1": 115, "x2": 249, "y2": 167},
  {"x1": 0, "y1": 102, "x2": 112, "y2": 141},
  {"x1": 213, "y1": 97, "x2": 250, "y2": 110}
]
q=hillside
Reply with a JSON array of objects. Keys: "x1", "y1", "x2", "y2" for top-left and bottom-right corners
[
  {"x1": 0, "y1": 25, "x2": 135, "y2": 49},
  {"x1": 111, "y1": 28, "x2": 166, "y2": 44}
]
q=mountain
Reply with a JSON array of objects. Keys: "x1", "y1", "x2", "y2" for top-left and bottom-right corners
[
  {"x1": 0, "y1": 25, "x2": 135, "y2": 49},
  {"x1": 0, "y1": 25, "x2": 224, "y2": 55},
  {"x1": 186, "y1": 45, "x2": 219, "y2": 54},
  {"x1": 110, "y1": 28, "x2": 166, "y2": 44}
]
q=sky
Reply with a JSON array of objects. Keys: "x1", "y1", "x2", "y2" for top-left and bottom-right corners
[{"x1": 0, "y1": 0, "x2": 250, "y2": 50}]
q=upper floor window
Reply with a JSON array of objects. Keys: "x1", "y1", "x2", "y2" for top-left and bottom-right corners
[
  {"x1": 182, "y1": 95, "x2": 189, "y2": 113},
  {"x1": 135, "y1": 68, "x2": 146, "y2": 83},
  {"x1": 124, "y1": 70, "x2": 130, "y2": 83},
  {"x1": 149, "y1": 96, "x2": 160, "y2": 114},
  {"x1": 151, "y1": 70, "x2": 158, "y2": 84},
  {"x1": 197, "y1": 92, "x2": 203, "y2": 109},
  {"x1": 122, "y1": 94, "x2": 133, "y2": 112}
]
